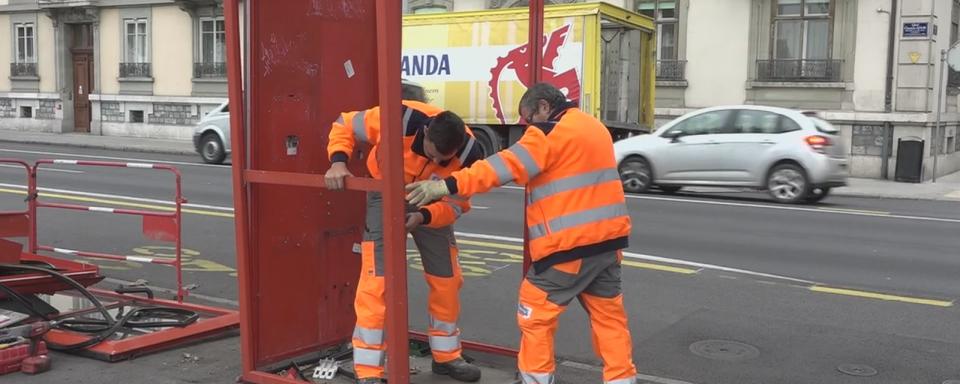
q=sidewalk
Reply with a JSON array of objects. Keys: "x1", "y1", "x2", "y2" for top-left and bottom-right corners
[
  {"x1": 2, "y1": 130, "x2": 960, "y2": 201},
  {"x1": 0, "y1": 130, "x2": 195, "y2": 156}
]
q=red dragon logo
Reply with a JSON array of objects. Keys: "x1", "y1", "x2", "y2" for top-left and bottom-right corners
[{"x1": 488, "y1": 24, "x2": 582, "y2": 124}]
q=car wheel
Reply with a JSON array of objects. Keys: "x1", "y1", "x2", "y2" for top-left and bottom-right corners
[
  {"x1": 766, "y1": 164, "x2": 809, "y2": 204},
  {"x1": 659, "y1": 186, "x2": 682, "y2": 194},
  {"x1": 619, "y1": 157, "x2": 653, "y2": 194},
  {"x1": 804, "y1": 187, "x2": 831, "y2": 203},
  {"x1": 200, "y1": 133, "x2": 227, "y2": 164}
]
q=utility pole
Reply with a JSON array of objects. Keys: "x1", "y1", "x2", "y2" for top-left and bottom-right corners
[{"x1": 933, "y1": 49, "x2": 945, "y2": 183}]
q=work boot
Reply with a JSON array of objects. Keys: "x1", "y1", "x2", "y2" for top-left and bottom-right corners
[
  {"x1": 432, "y1": 358, "x2": 482, "y2": 382},
  {"x1": 355, "y1": 378, "x2": 385, "y2": 384}
]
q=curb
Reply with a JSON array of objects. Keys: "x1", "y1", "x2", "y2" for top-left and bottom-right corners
[{"x1": 0, "y1": 137, "x2": 196, "y2": 156}]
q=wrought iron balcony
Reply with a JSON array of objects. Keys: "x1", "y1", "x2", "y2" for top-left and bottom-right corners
[
  {"x1": 194, "y1": 62, "x2": 227, "y2": 79},
  {"x1": 756, "y1": 59, "x2": 842, "y2": 82},
  {"x1": 10, "y1": 62, "x2": 37, "y2": 77},
  {"x1": 656, "y1": 60, "x2": 686, "y2": 81},
  {"x1": 119, "y1": 62, "x2": 152, "y2": 78}
]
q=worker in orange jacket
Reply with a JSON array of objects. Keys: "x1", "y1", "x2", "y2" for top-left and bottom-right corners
[
  {"x1": 406, "y1": 82, "x2": 637, "y2": 384},
  {"x1": 325, "y1": 82, "x2": 484, "y2": 384}
]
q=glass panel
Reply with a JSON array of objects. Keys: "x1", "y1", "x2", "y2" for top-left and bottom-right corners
[
  {"x1": 138, "y1": 32, "x2": 147, "y2": 62},
  {"x1": 805, "y1": 19, "x2": 829, "y2": 59},
  {"x1": 659, "y1": 23, "x2": 677, "y2": 60},
  {"x1": 127, "y1": 21, "x2": 136, "y2": 35},
  {"x1": 806, "y1": 0, "x2": 830, "y2": 16},
  {"x1": 216, "y1": 31, "x2": 226, "y2": 62},
  {"x1": 777, "y1": 0, "x2": 802, "y2": 16},
  {"x1": 17, "y1": 36, "x2": 25, "y2": 62},
  {"x1": 202, "y1": 20, "x2": 213, "y2": 33},
  {"x1": 636, "y1": 0, "x2": 655, "y2": 17},
  {"x1": 216, "y1": 20, "x2": 225, "y2": 32},
  {"x1": 138, "y1": 20, "x2": 146, "y2": 35},
  {"x1": 775, "y1": 20, "x2": 802, "y2": 59},
  {"x1": 202, "y1": 32, "x2": 214, "y2": 63},
  {"x1": 26, "y1": 36, "x2": 33, "y2": 61},
  {"x1": 659, "y1": 0, "x2": 676, "y2": 19},
  {"x1": 674, "y1": 110, "x2": 733, "y2": 136},
  {"x1": 733, "y1": 110, "x2": 781, "y2": 134},
  {"x1": 25, "y1": 25, "x2": 33, "y2": 38},
  {"x1": 127, "y1": 32, "x2": 136, "y2": 62}
]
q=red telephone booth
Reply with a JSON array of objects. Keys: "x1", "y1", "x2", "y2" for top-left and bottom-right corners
[{"x1": 226, "y1": 1, "x2": 544, "y2": 383}]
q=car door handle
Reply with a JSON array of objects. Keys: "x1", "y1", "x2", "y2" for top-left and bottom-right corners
[{"x1": 761, "y1": 140, "x2": 776, "y2": 145}]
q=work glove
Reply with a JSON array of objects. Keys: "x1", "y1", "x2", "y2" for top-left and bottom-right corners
[{"x1": 405, "y1": 180, "x2": 450, "y2": 207}]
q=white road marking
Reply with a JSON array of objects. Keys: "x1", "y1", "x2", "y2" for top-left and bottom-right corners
[
  {"x1": 0, "y1": 163, "x2": 83, "y2": 174},
  {"x1": 0, "y1": 183, "x2": 235, "y2": 212},
  {"x1": 0, "y1": 148, "x2": 222, "y2": 169},
  {"x1": 453, "y1": 231, "x2": 816, "y2": 284},
  {"x1": 499, "y1": 185, "x2": 960, "y2": 224}
]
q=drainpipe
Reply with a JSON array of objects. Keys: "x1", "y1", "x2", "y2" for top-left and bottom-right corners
[{"x1": 881, "y1": 0, "x2": 897, "y2": 179}]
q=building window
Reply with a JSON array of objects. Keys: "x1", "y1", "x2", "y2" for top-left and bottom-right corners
[
  {"x1": 758, "y1": 0, "x2": 840, "y2": 82},
  {"x1": 637, "y1": 0, "x2": 685, "y2": 80},
  {"x1": 12, "y1": 22, "x2": 37, "y2": 77},
  {"x1": 195, "y1": 17, "x2": 226, "y2": 78},
  {"x1": 121, "y1": 18, "x2": 151, "y2": 78}
]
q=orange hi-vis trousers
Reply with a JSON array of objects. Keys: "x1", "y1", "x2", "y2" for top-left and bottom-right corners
[
  {"x1": 516, "y1": 250, "x2": 637, "y2": 384},
  {"x1": 352, "y1": 192, "x2": 465, "y2": 380}
]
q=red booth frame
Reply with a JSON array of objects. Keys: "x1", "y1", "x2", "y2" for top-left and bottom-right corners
[{"x1": 226, "y1": 1, "x2": 545, "y2": 383}]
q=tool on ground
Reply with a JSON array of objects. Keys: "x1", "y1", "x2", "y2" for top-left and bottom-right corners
[{"x1": 312, "y1": 358, "x2": 340, "y2": 380}]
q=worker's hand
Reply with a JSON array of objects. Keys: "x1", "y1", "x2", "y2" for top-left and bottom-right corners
[
  {"x1": 405, "y1": 212, "x2": 425, "y2": 231},
  {"x1": 405, "y1": 180, "x2": 450, "y2": 207},
  {"x1": 324, "y1": 162, "x2": 353, "y2": 190}
]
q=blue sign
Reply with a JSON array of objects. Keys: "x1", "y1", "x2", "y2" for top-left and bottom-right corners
[{"x1": 903, "y1": 22, "x2": 929, "y2": 37}]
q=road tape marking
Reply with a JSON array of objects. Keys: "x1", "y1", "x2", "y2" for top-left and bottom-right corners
[
  {"x1": 0, "y1": 148, "x2": 222, "y2": 168},
  {"x1": 622, "y1": 260, "x2": 698, "y2": 274},
  {"x1": 810, "y1": 285, "x2": 953, "y2": 307},
  {"x1": 127, "y1": 256, "x2": 155, "y2": 263}
]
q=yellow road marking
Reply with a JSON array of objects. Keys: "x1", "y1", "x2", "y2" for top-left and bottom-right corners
[
  {"x1": 0, "y1": 187, "x2": 235, "y2": 218},
  {"x1": 622, "y1": 260, "x2": 698, "y2": 274},
  {"x1": 810, "y1": 286, "x2": 953, "y2": 307},
  {"x1": 458, "y1": 239, "x2": 698, "y2": 274}
]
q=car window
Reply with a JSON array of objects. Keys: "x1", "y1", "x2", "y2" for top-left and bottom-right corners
[
  {"x1": 780, "y1": 116, "x2": 803, "y2": 132},
  {"x1": 810, "y1": 117, "x2": 838, "y2": 134},
  {"x1": 221, "y1": 104, "x2": 229, "y2": 113},
  {"x1": 666, "y1": 110, "x2": 733, "y2": 136},
  {"x1": 733, "y1": 110, "x2": 784, "y2": 134}
]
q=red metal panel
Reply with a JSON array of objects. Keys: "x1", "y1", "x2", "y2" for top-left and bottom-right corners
[
  {"x1": 142, "y1": 215, "x2": 178, "y2": 242},
  {"x1": 238, "y1": 0, "x2": 380, "y2": 370},
  {"x1": 375, "y1": 1, "x2": 409, "y2": 383},
  {"x1": 0, "y1": 213, "x2": 30, "y2": 238}
]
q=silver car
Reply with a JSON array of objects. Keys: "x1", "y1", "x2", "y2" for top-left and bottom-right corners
[
  {"x1": 192, "y1": 101, "x2": 231, "y2": 164},
  {"x1": 614, "y1": 105, "x2": 848, "y2": 204}
]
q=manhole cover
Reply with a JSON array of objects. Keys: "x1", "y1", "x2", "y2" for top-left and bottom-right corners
[
  {"x1": 689, "y1": 340, "x2": 760, "y2": 362},
  {"x1": 837, "y1": 364, "x2": 878, "y2": 377}
]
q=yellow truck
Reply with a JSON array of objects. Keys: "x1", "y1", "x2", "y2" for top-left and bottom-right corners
[{"x1": 402, "y1": 3, "x2": 656, "y2": 155}]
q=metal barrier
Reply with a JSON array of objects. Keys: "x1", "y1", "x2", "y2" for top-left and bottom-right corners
[{"x1": 29, "y1": 159, "x2": 189, "y2": 302}]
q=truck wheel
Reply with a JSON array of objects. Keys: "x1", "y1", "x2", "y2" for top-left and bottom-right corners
[{"x1": 472, "y1": 127, "x2": 501, "y2": 158}]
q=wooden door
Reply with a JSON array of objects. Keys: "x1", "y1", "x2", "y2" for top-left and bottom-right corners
[{"x1": 73, "y1": 52, "x2": 92, "y2": 133}]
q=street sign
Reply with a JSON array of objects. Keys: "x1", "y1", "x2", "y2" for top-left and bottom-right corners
[
  {"x1": 903, "y1": 22, "x2": 929, "y2": 37},
  {"x1": 948, "y1": 43, "x2": 960, "y2": 72}
]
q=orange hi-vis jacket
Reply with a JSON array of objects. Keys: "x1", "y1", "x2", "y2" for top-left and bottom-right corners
[
  {"x1": 444, "y1": 103, "x2": 631, "y2": 272},
  {"x1": 328, "y1": 100, "x2": 483, "y2": 228}
]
